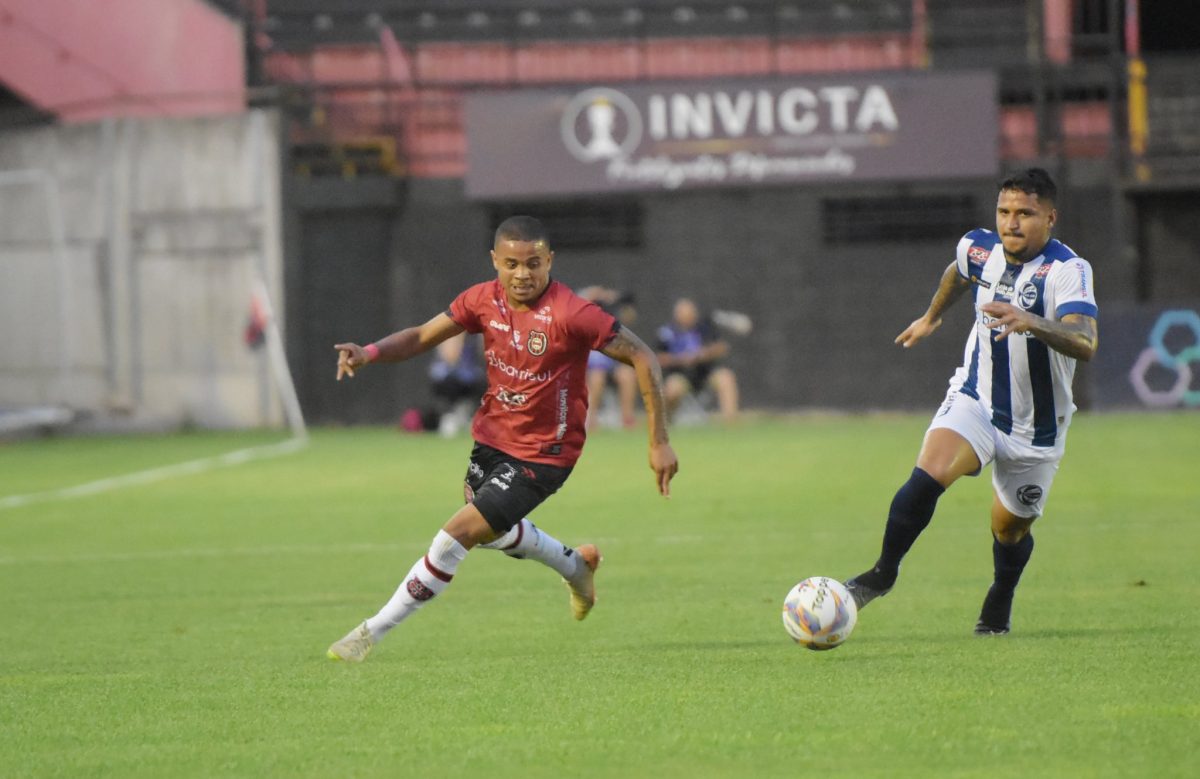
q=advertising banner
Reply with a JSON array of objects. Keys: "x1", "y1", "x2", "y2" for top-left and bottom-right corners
[{"x1": 465, "y1": 71, "x2": 998, "y2": 198}]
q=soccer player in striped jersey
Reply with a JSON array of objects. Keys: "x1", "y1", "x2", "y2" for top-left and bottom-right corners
[
  {"x1": 326, "y1": 216, "x2": 678, "y2": 662},
  {"x1": 845, "y1": 168, "x2": 1099, "y2": 635}
]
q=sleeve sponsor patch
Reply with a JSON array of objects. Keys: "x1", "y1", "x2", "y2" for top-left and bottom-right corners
[{"x1": 967, "y1": 245, "x2": 991, "y2": 265}]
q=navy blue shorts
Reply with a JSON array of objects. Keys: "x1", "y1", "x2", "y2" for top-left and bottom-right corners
[{"x1": 463, "y1": 443, "x2": 573, "y2": 533}]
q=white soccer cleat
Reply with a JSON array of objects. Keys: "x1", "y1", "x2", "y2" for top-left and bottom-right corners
[
  {"x1": 564, "y1": 544, "x2": 602, "y2": 621},
  {"x1": 327, "y1": 621, "x2": 375, "y2": 663}
]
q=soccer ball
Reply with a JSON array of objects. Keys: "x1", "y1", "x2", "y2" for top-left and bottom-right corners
[{"x1": 781, "y1": 577, "x2": 858, "y2": 650}]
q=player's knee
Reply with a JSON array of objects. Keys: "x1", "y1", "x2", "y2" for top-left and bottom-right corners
[
  {"x1": 993, "y1": 520, "x2": 1034, "y2": 545},
  {"x1": 443, "y1": 505, "x2": 497, "y2": 548}
]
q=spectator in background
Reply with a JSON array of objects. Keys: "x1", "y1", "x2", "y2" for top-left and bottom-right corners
[
  {"x1": 428, "y1": 332, "x2": 486, "y2": 436},
  {"x1": 399, "y1": 332, "x2": 487, "y2": 435},
  {"x1": 657, "y1": 297, "x2": 740, "y2": 424},
  {"x1": 578, "y1": 286, "x2": 640, "y2": 430}
]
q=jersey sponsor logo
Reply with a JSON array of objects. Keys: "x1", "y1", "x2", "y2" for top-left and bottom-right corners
[
  {"x1": 512, "y1": 329, "x2": 524, "y2": 351},
  {"x1": 556, "y1": 386, "x2": 569, "y2": 441},
  {"x1": 1016, "y1": 484, "x2": 1043, "y2": 506},
  {"x1": 995, "y1": 282, "x2": 1015, "y2": 299},
  {"x1": 969, "y1": 275, "x2": 992, "y2": 289},
  {"x1": 486, "y1": 351, "x2": 550, "y2": 383},
  {"x1": 981, "y1": 313, "x2": 1034, "y2": 336},
  {"x1": 1016, "y1": 281, "x2": 1039, "y2": 310},
  {"x1": 968, "y1": 245, "x2": 991, "y2": 265},
  {"x1": 495, "y1": 386, "x2": 530, "y2": 409},
  {"x1": 533, "y1": 305, "x2": 554, "y2": 323},
  {"x1": 489, "y1": 319, "x2": 511, "y2": 332},
  {"x1": 1034, "y1": 261, "x2": 1053, "y2": 279},
  {"x1": 1075, "y1": 261, "x2": 1090, "y2": 298},
  {"x1": 528, "y1": 330, "x2": 548, "y2": 356}
]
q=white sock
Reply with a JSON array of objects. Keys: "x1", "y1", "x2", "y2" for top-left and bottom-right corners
[
  {"x1": 365, "y1": 530, "x2": 468, "y2": 641},
  {"x1": 479, "y1": 518, "x2": 580, "y2": 579}
]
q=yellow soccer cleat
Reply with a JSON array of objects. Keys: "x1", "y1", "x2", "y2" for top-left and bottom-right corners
[
  {"x1": 327, "y1": 621, "x2": 375, "y2": 663},
  {"x1": 563, "y1": 544, "x2": 602, "y2": 621}
]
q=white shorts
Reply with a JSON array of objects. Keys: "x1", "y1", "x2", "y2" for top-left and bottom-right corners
[{"x1": 927, "y1": 389, "x2": 1067, "y2": 518}]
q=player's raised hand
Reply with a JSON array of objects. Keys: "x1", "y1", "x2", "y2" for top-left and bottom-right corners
[
  {"x1": 979, "y1": 301, "x2": 1034, "y2": 341},
  {"x1": 334, "y1": 343, "x2": 368, "y2": 380},
  {"x1": 895, "y1": 315, "x2": 942, "y2": 348},
  {"x1": 650, "y1": 442, "x2": 679, "y2": 498}
]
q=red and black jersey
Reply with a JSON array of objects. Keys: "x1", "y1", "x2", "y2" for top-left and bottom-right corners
[{"x1": 447, "y1": 280, "x2": 618, "y2": 466}]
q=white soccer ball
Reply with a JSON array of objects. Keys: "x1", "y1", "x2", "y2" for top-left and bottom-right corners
[{"x1": 781, "y1": 577, "x2": 858, "y2": 650}]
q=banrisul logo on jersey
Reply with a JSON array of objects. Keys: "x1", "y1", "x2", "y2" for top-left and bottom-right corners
[{"x1": 465, "y1": 72, "x2": 998, "y2": 198}]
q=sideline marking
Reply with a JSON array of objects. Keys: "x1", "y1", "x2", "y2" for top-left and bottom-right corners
[{"x1": 0, "y1": 437, "x2": 307, "y2": 512}]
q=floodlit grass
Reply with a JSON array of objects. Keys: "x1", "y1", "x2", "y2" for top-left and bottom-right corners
[{"x1": 1, "y1": 413, "x2": 1197, "y2": 778}]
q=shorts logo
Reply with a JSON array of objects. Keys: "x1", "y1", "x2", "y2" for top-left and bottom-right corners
[
  {"x1": 968, "y1": 245, "x2": 991, "y2": 265},
  {"x1": 528, "y1": 330, "x2": 548, "y2": 356},
  {"x1": 1017, "y1": 282, "x2": 1039, "y2": 310},
  {"x1": 520, "y1": 466, "x2": 537, "y2": 480},
  {"x1": 406, "y1": 577, "x2": 435, "y2": 601},
  {"x1": 1016, "y1": 484, "x2": 1043, "y2": 506}
]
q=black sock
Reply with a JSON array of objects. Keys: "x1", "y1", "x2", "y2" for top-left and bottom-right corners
[
  {"x1": 992, "y1": 533, "x2": 1034, "y2": 594},
  {"x1": 874, "y1": 467, "x2": 946, "y2": 582}
]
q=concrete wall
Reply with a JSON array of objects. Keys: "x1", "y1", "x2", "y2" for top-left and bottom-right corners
[{"x1": 0, "y1": 109, "x2": 286, "y2": 429}]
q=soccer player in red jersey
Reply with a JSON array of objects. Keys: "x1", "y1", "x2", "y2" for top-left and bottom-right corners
[{"x1": 327, "y1": 216, "x2": 679, "y2": 662}]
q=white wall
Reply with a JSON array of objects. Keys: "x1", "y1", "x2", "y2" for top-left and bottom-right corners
[{"x1": 0, "y1": 109, "x2": 287, "y2": 429}]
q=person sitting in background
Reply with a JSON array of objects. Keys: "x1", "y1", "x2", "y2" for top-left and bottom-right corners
[
  {"x1": 578, "y1": 286, "x2": 640, "y2": 430},
  {"x1": 427, "y1": 332, "x2": 486, "y2": 435},
  {"x1": 656, "y1": 297, "x2": 739, "y2": 423}
]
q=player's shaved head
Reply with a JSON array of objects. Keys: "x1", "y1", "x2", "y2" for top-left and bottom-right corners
[
  {"x1": 999, "y1": 168, "x2": 1057, "y2": 205},
  {"x1": 495, "y1": 216, "x2": 550, "y2": 249}
]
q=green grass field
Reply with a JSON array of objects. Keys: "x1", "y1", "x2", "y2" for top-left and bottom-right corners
[{"x1": 1, "y1": 413, "x2": 1197, "y2": 778}]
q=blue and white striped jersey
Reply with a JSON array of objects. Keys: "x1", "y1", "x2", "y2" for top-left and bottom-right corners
[{"x1": 949, "y1": 229, "x2": 1099, "y2": 447}]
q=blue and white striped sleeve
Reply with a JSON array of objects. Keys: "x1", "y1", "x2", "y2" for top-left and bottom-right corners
[{"x1": 1052, "y1": 258, "x2": 1099, "y2": 320}]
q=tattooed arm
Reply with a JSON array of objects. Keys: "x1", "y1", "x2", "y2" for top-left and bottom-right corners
[
  {"x1": 978, "y1": 306, "x2": 1099, "y2": 361},
  {"x1": 601, "y1": 325, "x2": 680, "y2": 497},
  {"x1": 895, "y1": 261, "x2": 972, "y2": 349}
]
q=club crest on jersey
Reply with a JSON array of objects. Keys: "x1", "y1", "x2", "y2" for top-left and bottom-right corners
[
  {"x1": 1016, "y1": 282, "x2": 1040, "y2": 310},
  {"x1": 968, "y1": 245, "x2": 991, "y2": 265},
  {"x1": 528, "y1": 330, "x2": 548, "y2": 356}
]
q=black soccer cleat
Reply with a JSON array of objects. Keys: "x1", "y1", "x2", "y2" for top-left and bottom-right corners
[
  {"x1": 843, "y1": 567, "x2": 895, "y2": 611},
  {"x1": 974, "y1": 585, "x2": 1014, "y2": 635}
]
